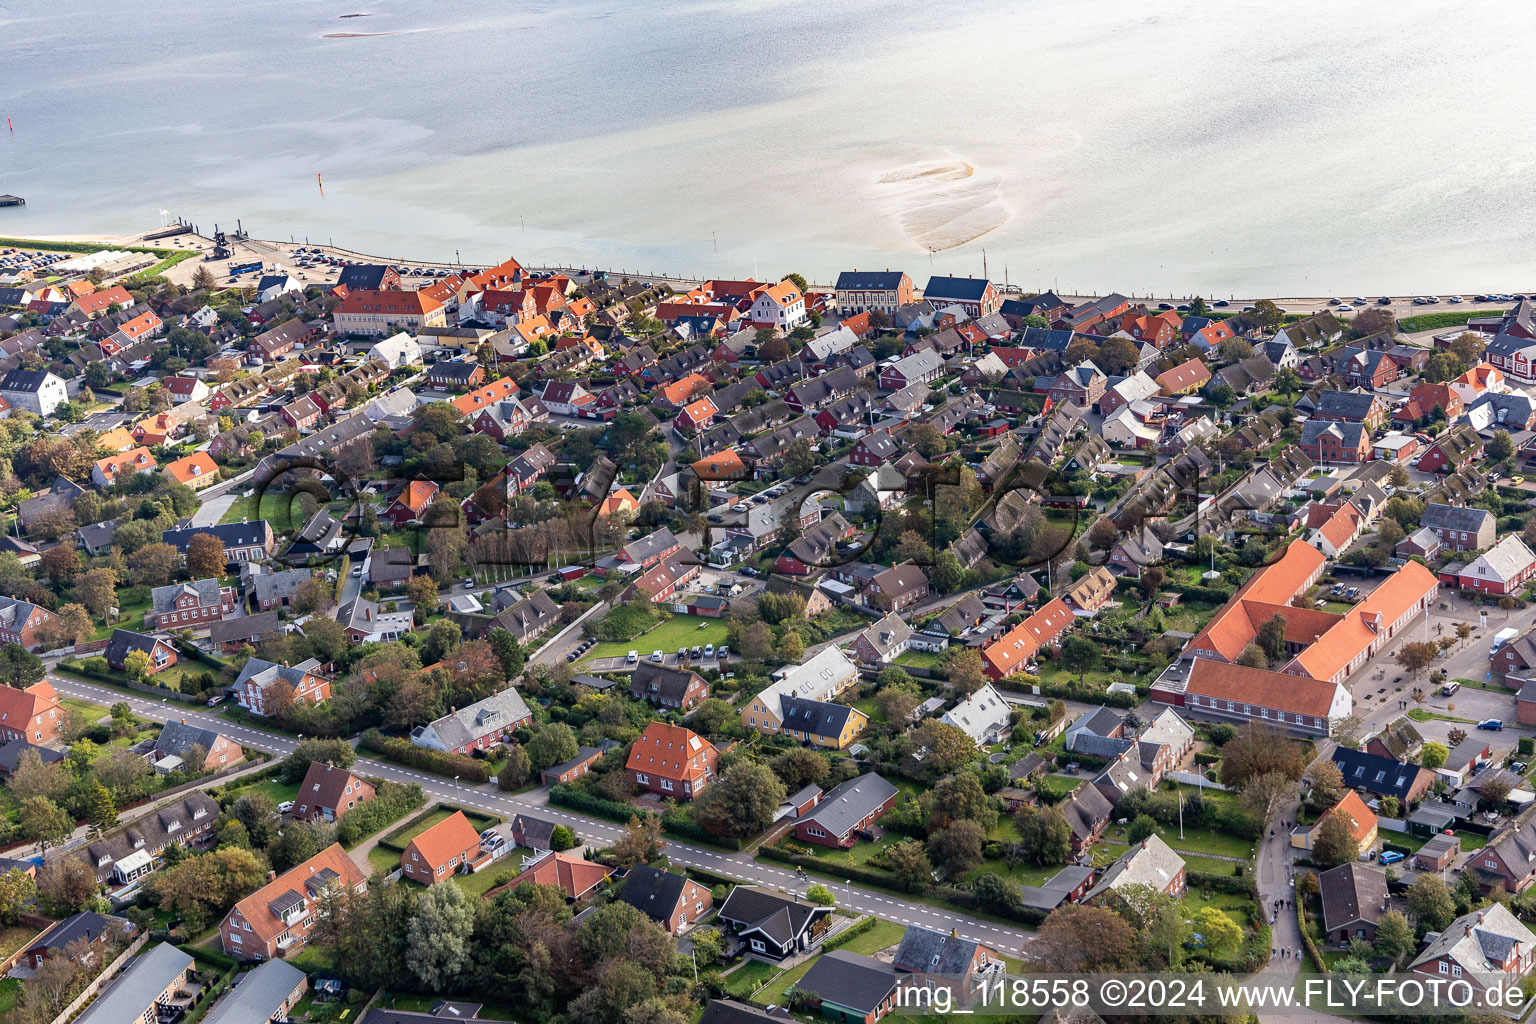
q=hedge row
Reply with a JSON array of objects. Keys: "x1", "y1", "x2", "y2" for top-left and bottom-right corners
[
  {"x1": 1298, "y1": 900, "x2": 1328, "y2": 973},
  {"x1": 758, "y1": 843, "x2": 922, "y2": 894},
  {"x1": 1188, "y1": 871, "x2": 1260, "y2": 899},
  {"x1": 360, "y1": 729, "x2": 489, "y2": 784},
  {"x1": 180, "y1": 944, "x2": 241, "y2": 971},
  {"x1": 336, "y1": 781, "x2": 427, "y2": 848},
  {"x1": 1163, "y1": 582, "x2": 1237, "y2": 604},
  {"x1": 822, "y1": 917, "x2": 878, "y2": 951},
  {"x1": 547, "y1": 783, "x2": 742, "y2": 850},
  {"x1": 936, "y1": 884, "x2": 1050, "y2": 927}
]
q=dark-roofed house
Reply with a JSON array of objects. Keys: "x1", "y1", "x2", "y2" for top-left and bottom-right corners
[
  {"x1": 149, "y1": 718, "x2": 244, "y2": 773},
  {"x1": 1313, "y1": 390, "x2": 1390, "y2": 429},
  {"x1": 779, "y1": 697, "x2": 869, "y2": 750},
  {"x1": 835, "y1": 271, "x2": 915, "y2": 314},
  {"x1": 851, "y1": 612, "x2": 913, "y2": 666},
  {"x1": 891, "y1": 923, "x2": 1001, "y2": 1003},
  {"x1": 795, "y1": 949, "x2": 904, "y2": 1024},
  {"x1": 202, "y1": 958, "x2": 309, "y2": 1024},
  {"x1": 249, "y1": 567, "x2": 314, "y2": 611},
  {"x1": 492, "y1": 590, "x2": 561, "y2": 643},
  {"x1": 1318, "y1": 862, "x2": 1390, "y2": 946},
  {"x1": 210, "y1": 610, "x2": 280, "y2": 653},
  {"x1": 700, "y1": 1001, "x2": 789, "y2": 1024},
  {"x1": 73, "y1": 944, "x2": 194, "y2": 1024},
  {"x1": 1064, "y1": 706, "x2": 1131, "y2": 758},
  {"x1": 84, "y1": 792, "x2": 220, "y2": 883},
  {"x1": 106, "y1": 628, "x2": 178, "y2": 676},
  {"x1": 717, "y1": 886, "x2": 833, "y2": 960},
  {"x1": 793, "y1": 773, "x2": 898, "y2": 847},
  {"x1": 19, "y1": 911, "x2": 132, "y2": 969},
  {"x1": 1331, "y1": 747, "x2": 1436, "y2": 806},
  {"x1": 628, "y1": 663, "x2": 710, "y2": 710},
  {"x1": 510, "y1": 813, "x2": 558, "y2": 853},
  {"x1": 1063, "y1": 784, "x2": 1114, "y2": 853},
  {"x1": 1469, "y1": 816, "x2": 1536, "y2": 894},
  {"x1": 619, "y1": 865, "x2": 714, "y2": 934},
  {"x1": 1421, "y1": 502, "x2": 1497, "y2": 552},
  {"x1": 541, "y1": 745, "x2": 605, "y2": 786},
  {"x1": 1365, "y1": 718, "x2": 1424, "y2": 762},
  {"x1": 0, "y1": 737, "x2": 65, "y2": 774},
  {"x1": 293, "y1": 762, "x2": 375, "y2": 823},
  {"x1": 1082, "y1": 835, "x2": 1187, "y2": 903},
  {"x1": 147, "y1": 577, "x2": 239, "y2": 631},
  {"x1": 162, "y1": 520, "x2": 277, "y2": 565},
  {"x1": 411, "y1": 688, "x2": 532, "y2": 756}
]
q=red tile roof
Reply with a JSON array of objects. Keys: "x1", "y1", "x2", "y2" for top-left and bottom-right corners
[
  {"x1": 1187, "y1": 540, "x2": 1325, "y2": 662},
  {"x1": 1185, "y1": 658, "x2": 1341, "y2": 719},
  {"x1": 406, "y1": 810, "x2": 480, "y2": 870}
]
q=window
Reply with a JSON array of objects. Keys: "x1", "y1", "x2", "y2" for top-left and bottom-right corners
[{"x1": 1438, "y1": 962, "x2": 1448, "y2": 974}]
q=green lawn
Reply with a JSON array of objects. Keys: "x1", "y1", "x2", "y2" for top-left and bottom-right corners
[
  {"x1": 1102, "y1": 820, "x2": 1257, "y2": 861},
  {"x1": 1457, "y1": 830, "x2": 1489, "y2": 852},
  {"x1": 228, "y1": 779, "x2": 300, "y2": 807},
  {"x1": 724, "y1": 959, "x2": 777, "y2": 997},
  {"x1": 0, "y1": 977, "x2": 19, "y2": 1017},
  {"x1": 757, "y1": 957, "x2": 817, "y2": 1006},
  {"x1": 0, "y1": 924, "x2": 37, "y2": 960},
  {"x1": 1407, "y1": 709, "x2": 1479, "y2": 725},
  {"x1": 368, "y1": 846, "x2": 401, "y2": 875},
  {"x1": 61, "y1": 697, "x2": 110, "y2": 723},
  {"x1": 579, "y1": 614, "x2": 731, "y2": 666},
  {"x1": 455, "y1": 863, "x2": 519, "y2": 897},
  {"x1": 833, "y1": 920, "x2": 906, "y2": 955},
  {"x1": 893, "y1": 650, "x2": 943, "y2": 669},
  {"x1": 87, "y1": 593, "x2": 154, "y2": 640}
]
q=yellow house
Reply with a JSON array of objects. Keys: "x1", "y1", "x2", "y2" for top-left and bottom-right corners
[
  {"x1": 782, "y1": 697, "x2": 868, "y2": 750},
  {"x1": 1289, "y1": 790, "x2": 1378, "y2": 853},
  {"x1": 740, "y1": 647, "x2": 860, "y2": 738}
]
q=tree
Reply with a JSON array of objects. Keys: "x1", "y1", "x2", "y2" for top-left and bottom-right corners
[
  {"x1": 926, "y1": 821, "x2": 985, "y2": 875},
  {"x1": 497, "y1": 744, "x2": 531, "y2": 790},
  {"x1": 487, "y1": 628, "x2": 525, "y2": 678},
  {"x1": 1033, "y1": 905, "x2": 1140, "y2": 972},
  {"x1": 74, "y1": 567, "x2": 118, "y2": 619},
  {"x1": 84, "y1": 779, "x2": 117, "y2": 834},
  {"x1": 1331, "y1": 714, "x2": 1364, "y2": 750},
  {"x1": 771, "y1": 747, "x2": 827, "y2": 790},
  {"x1": 1257, "y1": 614, "x2": 1288, "y2": 664},
  {"x1": 527, "y1": 722, "x2": 579, "y2": 772},
  {"x1": 1013, "y1": 804, "x2": 1072, "y2": 866},
  {"x1": 1218, "y1": 337, "x2": 1254, "y2": 363},
  {"x1": 1309, "y1": 761, "x2": 1345, "y2": 807},
  {"x1": 422, "y1": 619, "x2": 462, "y2": 664},
  {"x1": 1396, "y1": 641, "x2": 1439, "y2": 679},
  {"x1": 1407, "y1": 875, "x2": 1456, "y2": 931},
  {"x1": 1219, "y1": 723, "x2": 1306, "y2": 789},
  {"x1": 231, "y1": 793, "x2": 281, "y2": 847},
  {"x1": 128, "y1": 542, "x2": 181, "y2": 586},
  {"x1": 1060, "y1": 635, "x2": 1101, "y2": 684},
  {"x1": 406, "y1": 575, "x2": 441, "y2": 616},
  {"x1": 1127, "y1": 814, "x2": 1158, "y2": 845},
  {"x1": 1480, "y1": 773, "x2": 1514, "y2": 809},
  {"x1": 1374, "y1": 910, "x2": 1416, "y2": 965},
  {"x1": 1239, "y1": 771, "x2": 1297, "y2": 825},
  {"x1": 8, "y1": 749, "x2": 71, "y2": 803},
  {"x1": 122, "y1": 648, "x2": 152, "y2": 682},
  {"x1": 192, "y1": 264, "x2": 216, "y2": 290},
  {"x1": 1192, "y1": 905, "x2": 1244, "y2": 957},
  {"x1": 696, "y1": 761, "x2": 786, "y2": 838},
  {"x1": 778, "y1": 630, "x2": 804, "y2": 663},
  {"x1": 1420, "y1": 741, "x2": 1448, "y2": 770},
  {"x1": 408, "y1": 883, "x2": 477, "y2": 990},
  {"x1": 549, "y1": 825, "x2": 577, "y2": 852},
  {"x1": 930, "y1": 551, "x2": 964, "y2": 594},
  {"x1": 1236, "y1": 644, "x2": 1268, "y2": 669},
  {"x1": 39, "y1": 544, "x2": 81, "y2": 585},
  {"x1": 740, "y1": 621, "x2": 775, "y2": 662},
  {"x1": 185, "y1": 533, "x2": 227, "y2": 581},
  {"x1": 804, "y1": 883, "x2": 835, "y2": 906},
  {"x1": 922, "y1": 774, "x2": 997, "y2": 833},
  {"x1": 0, "y1": 643, "x2": 43, "y2": 687},
  {"x1": 1488, "y1": 429, "x2": 1515, "y2": 461},
  {"x1": 19, "y1": 796, "x2": 72, "y2": 849},
  {"x1": 1447, "y1": 727, "x2": 1468, "y2": 749},
  {"x1": 611, "y1": 815, "x2": 665, "y2": 869},
  {"x1": 912, "y1": 721, "x2": 977, "y2": 778},
  {"x1": 943, "y1": 649, "x2": 990, "y2": 696},
  {"x1": 884, "y1": 840, "x2": 933, "y2": 891},
  {"x1": 1312, "y1": 810, "x2": 1359, "y2": 867},
  {"x1": 35, "y1": 856, "x2": 97, "y2": 915},
  {"x1": 758, "y1": 333, "x2": 790, "y2": 363},
  {"x1": 278, "y1": 738, "x2": 355, "y2": 784},
  {"x1": 0, "y1": 866, "x2": 37, "y2": 923}
]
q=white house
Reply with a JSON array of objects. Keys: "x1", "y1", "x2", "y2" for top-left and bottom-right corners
[
  {"x1": 254, "y1": 274, "x2": 303, "y2": 303},
  {"x1": 0, "y1": 369, "x2": 68, "y2": 417},
  {"x1": 367, "y1": 332, "x2": 423, "y2": 370},
  {"x1": 749, "y1": 281, "x2": 807, "y2": 332},
  {"x1": 940, "y1": 683, "x2": 1012, "y2": 745}
]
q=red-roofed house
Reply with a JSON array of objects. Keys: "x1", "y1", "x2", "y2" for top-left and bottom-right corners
[
  {"x1": 219, "y1": 843, "x2": 365, "y2": 960},
  {"x1": 674, "y1": 396, "x2": 719, "y2": 433},
  {"x1": 0, "y1": 679, "x2": 62, "y2": 743},
  {"x1": 67, "y1": 286, "x2": 133, "y2": 319},
  {"x1": 163, "y1": 453, "x2": 220, "y2": 490},
  {"x1": 383, "y1": 481, "x2": 440, "y2": 526},
  {"x1": 401, "y1": 810, "x2": 485, "y2": 885},
  {"x1": 334, "y1": 289, "x2": 447, "y2": 336},
  {"x1": 980, "y1": 598, "x2": 1074, "y2": 680},
  {"x1": 504, "y1": 850, "x2": 612, "y2": 901},
  {"x1": 627, "y1": 722, "x2": 719, "y2": 800}
]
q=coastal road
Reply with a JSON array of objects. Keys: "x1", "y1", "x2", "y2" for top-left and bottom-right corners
[{"x1": 46, "y1": 674, "x2": 1036, "y2": 954}]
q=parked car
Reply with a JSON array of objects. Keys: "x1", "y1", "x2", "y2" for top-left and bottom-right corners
[
  {"x1": 651, "y1": 650, "x2": 663, "y2": 662},
  {"x1": 1441, "y1": 681, "x2": 1460, "y2": 697},
  {"x1": 206, "y1": 695, "x2": 225, "y2": 707},
  {"x1": 278, "y1": 801, "x2": 295, "y2": 814},
  {"x1": 717, "y1": 645, "x2": 730, "y2": 659},
  {"x1": 627, "y1": 650, "x2": 639, "y2": 663},
  {"x1": 704, "y1": 644, "x2": 715, "y2": 658},
  {"x1": 1378, "y1": 851, "x2": 1405, "y2": 865},
  {"x1": 1478, "y1": 719, "x2": 1504, "y2": 731},
  {"x1": 1378, "y1": 296, "x2": 1392, "y2": 305}
]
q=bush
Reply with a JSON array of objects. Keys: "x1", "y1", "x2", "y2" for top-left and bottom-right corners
[
  {"x1": 335, "y1": 781, "x2": 427, "y2": 847},
  {"x1": 359, "y1": 730, "x2": 488, "y2": 783},
  {"x1": 1521, "y1": 737, "x2": 1534, "y2": 756},
  {"x1": 823, "y1": 917, "x2": 877, "y2": 950}
]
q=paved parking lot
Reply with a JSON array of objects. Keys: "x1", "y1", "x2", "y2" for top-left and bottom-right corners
[{"x1": 584, "y1": 653, "x2": 738, "y2": 674}]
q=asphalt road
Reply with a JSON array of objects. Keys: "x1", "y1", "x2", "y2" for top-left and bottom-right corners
[{"x1": 48, "y1": 673, "x2": 1035, "y2": 953}]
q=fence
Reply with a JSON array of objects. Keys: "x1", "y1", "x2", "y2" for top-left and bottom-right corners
[
  {"x1": 0, "y1": 913, "x2": 52, "y2": 974},
  {"x1": 55, "y1": 663, "x2": 205, "y2": 704},
  {"x1": 47, "y1": 931, "x2": 149, "y2": 1024},
  {"x1": 1377, "y1": 817, "x2": 1409, "y2": 834},
  {"x1": 1167, "y1": 770, "x2": 1228, "y2": 791}
]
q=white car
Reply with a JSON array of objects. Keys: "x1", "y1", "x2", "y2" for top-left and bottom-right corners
[
  {"x1": 704, "y1": 644, "x2": 715, "y2": 658},
  {"x1": 626, "y1": 650, "x2": 639, "y2": 663},
  {"x1": 651, "y1": 650, "x2": 663, "y2": 662},
  {"x1": 277, "y1": 801, "x2": 294, "y2": 814}
]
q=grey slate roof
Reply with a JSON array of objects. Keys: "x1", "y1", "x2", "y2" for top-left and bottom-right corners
[
  {"x1": 779, "y1": 696, "x2": 857, "y2": 741},
  {"x1": 0, "y1": 737, "x2": 66, "y2": 772},
  {"x1": 892, "y1": 923, "x2": 988, "y2": 974},
  {"x1": 153, "y1": 720, "x2": 225, "y2": 760},
  {"x1": 619, "y1": 865, "x2": 693, "y2": 923},
  {"x1": 629, "y1": 663, "x2": 705, "y2": 705},
  {"x1": 209, "y1": 610, "x2": 280, "y2": 647},
  {"x1": 1421, "y1": 502, "x2": 1495, "y2": 535},
  {"x1": 203, "y1": 958, "x2": 308, "y2": 1024},
  {"x1": 74, "y1": 943, "x2": 195, "y2": 1024},
  {"x1": 26, "y1": 911, "x2": 131, "y2": 955},
  {"x1": 250, "y1": 568, "x2": 313, "y2": 606},
  {"x1": 923, "y1": 276, "x2": 991, "y2": 303},
  {"x1": 1083, "y1": 835, "x2": 1187, "y2": 902},
  {"x1": 624, "y1": 527, "x2": 679, "y2": 566},
  {"x1": 797, "y1": 950, "x2": 900, "y2": 1014},
  {"x1": 1406, "y1": 904, "x2": 1536, "y2": 986},
  {"x1": 799, "y1": 773, "x2": 897, "y2": 839},
  {"x1": 162, "y1": 520, "x2": 271, "y2": 553},
  {"x1": 717, "y1": 886, "x2": 829, "y2": 947},
  {"x1": 105, "y1": 628, "x2": 165, "y2": 665},
  {"x1": 511, "y1": 813, "x2": 557, "y2": 848},
  {"x1": 699, "y1": 1001, "x2": 787, "y2": 1024},
  {"x1": 149, "y1": 577, "x2": 226, "y2": 615},
  {"x1": 417, "y1": 688, "x2": 532, "y2": 750}
]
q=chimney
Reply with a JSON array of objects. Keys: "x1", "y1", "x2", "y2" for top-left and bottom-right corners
[{"x1": 268, "y1": 870, "x2": 278, "y2": 882}]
